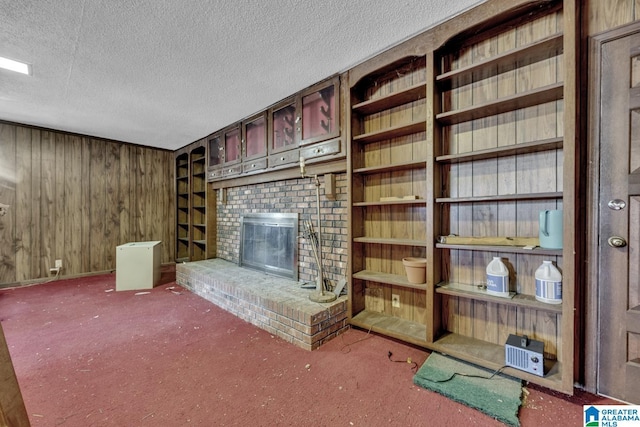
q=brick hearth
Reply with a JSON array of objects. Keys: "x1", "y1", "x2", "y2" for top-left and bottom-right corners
[{"x1": 176, "y1": 258, "x2": 348, "y2": 350}]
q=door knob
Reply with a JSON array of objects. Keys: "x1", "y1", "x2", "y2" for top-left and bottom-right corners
[
  {"x1": 608, "y1": 236, "x2": 627, "y2": 247},
  {"x1": 608, "y1": 199, "x2": 626, "y2": 210}
]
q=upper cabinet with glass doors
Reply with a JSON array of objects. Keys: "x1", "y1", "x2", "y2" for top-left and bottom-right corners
[
  {"x1": 208, "y1": 75, "x2": 342, "y2": 181},
  {"x1": 270, "y1": 76, "x2": 340, "y2": 154},
  {"x1": 242, "y1": 112, "x2": 268, "y2": 175},
  {"x1": 270, "y1": 97, "x2": 298, "y2": 154},
  {"x1": 207, "y1": 133, "x2": 223, "y2": 181},
  {"x1": 243, "y1": 112, "x2": 267, "y2": 160},
  {"x1": 223, "y1": 125, "x2": 241, "y2": 166},
  {"x1": 207, "y1": 124, "x2": 242, "y2": 180},
  {"x1": 300, "y1": 76, "x2": 339, "y2": 145}
]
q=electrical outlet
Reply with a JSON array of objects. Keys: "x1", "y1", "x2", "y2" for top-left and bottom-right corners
[
  {"x1": 391, "y1": 294, "x2": 400, "y2": 308},
  {"x1": 55, "y1": 259, "x2": 62, "y2": 269}
]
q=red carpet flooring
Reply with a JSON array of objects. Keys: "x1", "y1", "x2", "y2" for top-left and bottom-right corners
[{"x1": 0, "y1": 268, "x2": 616, "y2": 426}]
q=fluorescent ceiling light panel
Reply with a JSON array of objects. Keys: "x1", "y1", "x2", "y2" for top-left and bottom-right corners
[{"x1": 0, "y1": 56, "x2": 31, "y2": 75}]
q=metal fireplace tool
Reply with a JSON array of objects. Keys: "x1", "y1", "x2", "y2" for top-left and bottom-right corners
[{"x1": 299, "y1": 156, "x2": 337, "y2": 303}]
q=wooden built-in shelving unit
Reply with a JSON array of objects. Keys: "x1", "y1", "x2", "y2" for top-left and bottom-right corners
[
  {"x1": 353, "y1": 159, "x2": 428, "y2": 175},
  {"x1": 350, "y1": 310, "x2": 428, "y2": 346},
  {"x1": 435, "y1": 192, "x2": 563, "y2": 203},
  {"x1": 434, "y1": 82, "x2": 563, "y2": 125},
  {"x1": 435, "y1": 33, "x2": 564, "y2": 87},
  {"x1": 430, "y1": 0, "x2": 572, "y2": 394},
  {"x1": 351, "y1": 82, "x2": 427, "y2": 114},
  {"x1": 176, "y1": 153, "x2": 190, "y2": 263},
  {"x1": 174, "y1": 141, "x2": 216, "y2": 262},
  {"x1": 352, "y1": 121, "x2": 427, "y2": 144},
  {"x1": 435, "y1": 282, "x2": 563, "y2": 313},
  {"x1": 435, "y1": 136, "x2": 563, "y2": 163},
  {"x1": 435, "y1": 243, "x2": 562, "y2": 256},
  {"x1": 353, "y1": 270, "x2": 428, "y2": 290},
  {"x1": 348, "y1": 54, "x2": 429, "y2": 346},
  {"x1": 190, "y1": 146, "x2": 207, "y2": 260},
  {"x1": 347, "y1": 0, "x2": 577, "y2": 394}
]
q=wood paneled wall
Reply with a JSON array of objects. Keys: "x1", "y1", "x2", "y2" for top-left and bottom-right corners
[
  {"x1": 586, "y1": 0, "x2": 640, "y2": 35},
  {"x1": 0, "y1": 122, "x2": 175, "y2": 285}
]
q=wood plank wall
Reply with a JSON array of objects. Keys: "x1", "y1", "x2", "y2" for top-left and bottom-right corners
[
  {"x1": 586, "y1": 0, "x2": 640, "y2": 35},
  {"x1": 0, "y1": 122, "x2": 175, "y2": 285}
]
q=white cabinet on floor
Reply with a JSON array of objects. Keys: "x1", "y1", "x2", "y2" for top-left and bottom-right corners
[{"x1": 116, "y1": 241, "x2": 161, "y2": 291}]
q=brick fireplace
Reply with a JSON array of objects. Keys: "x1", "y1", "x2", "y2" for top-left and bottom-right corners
[
  {"x1": 217, "y1": 174, "x2": 348, "y2": 287},
  {"x1": 177, "y1": 173, "x2": 349, "y2": 350}
]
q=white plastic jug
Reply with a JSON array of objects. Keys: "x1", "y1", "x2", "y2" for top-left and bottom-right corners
[
  {"x1": 486, "y1": 257, "x2": 509, "y2": 297},
  {"x1": 535, "y1": 260, "x2": 562, "y2": 304}
]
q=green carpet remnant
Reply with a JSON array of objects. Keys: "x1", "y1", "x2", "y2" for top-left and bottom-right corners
[{"x1": 413, "y1": 352, "x2": 523, "y2": 426}]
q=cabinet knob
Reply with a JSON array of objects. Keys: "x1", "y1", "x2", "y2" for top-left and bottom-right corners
[{"x1": 280, "y1": 157, "x2": 285, "y2": 161}]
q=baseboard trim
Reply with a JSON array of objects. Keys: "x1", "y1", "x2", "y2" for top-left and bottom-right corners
[{"x1": 0, "y1": 262, "x2": 176, "y2": 289}]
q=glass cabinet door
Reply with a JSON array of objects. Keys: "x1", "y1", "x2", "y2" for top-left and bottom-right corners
[
  {"x1": 208, "y1": 133, "x2": 223, "y2": 169},
  {"x1": 301, "y1": 77, "x2": 339, "y2": 145},
  {"x1": 271, "y1": 100, "x2": 298, "y2": 153},
  {"x1": 224, "y1": 126, "x2": 241, "y2": 165},
  {"x1": 243, "y1": 113, "x2": 267, "y2": 160}
]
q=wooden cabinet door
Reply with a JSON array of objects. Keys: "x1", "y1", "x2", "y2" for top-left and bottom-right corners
[
  {"x1": 207, "y1": 133, "x2": 223, "y2": 169},
  {"x1": 594, "y1": 26, "x2": 640, "y2": 404},
  {"x1": 242, "y1": 113, "x2": 267, "y2": 160},
  {"x1": 223, "y1": 126, "x2": 241, "y2": 166},
  {"x1": 300, "y1": 77, "x2": 339, "y2": 145},
  {"x1": 270, "y1": 98, "x2": 298, "y2": 154}
]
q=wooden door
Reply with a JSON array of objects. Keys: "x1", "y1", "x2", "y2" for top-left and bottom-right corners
[{"x1": 593, "y1": 27, "x2": 640, "y2": 404}]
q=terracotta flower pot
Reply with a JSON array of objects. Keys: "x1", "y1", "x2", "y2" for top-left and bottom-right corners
[{"x1": 402, "y1": 257, "x2": 427, "y2": 284}]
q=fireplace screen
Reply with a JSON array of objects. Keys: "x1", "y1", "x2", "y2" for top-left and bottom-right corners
[{"x1": 240, "y1": 213, "x2": 298, "y2": 280}]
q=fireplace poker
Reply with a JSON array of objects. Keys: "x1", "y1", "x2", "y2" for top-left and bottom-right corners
[
  {"x1": 299, "y1": 157, "x2": 337, "y2": 303},
  {"x1": 304, "y1": 220, "x2": 321, "y2": 267},
  {"x1": 303, "y1": 222, "x2": 319, "y2": 271},
  {"x1": 304, "y1": 220, "x2": 330, "y2": 293}
]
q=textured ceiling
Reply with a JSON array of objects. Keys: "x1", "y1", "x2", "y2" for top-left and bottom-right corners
[{"x1": 0, "y1": 0, "x2": 483, "y2": 151}]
